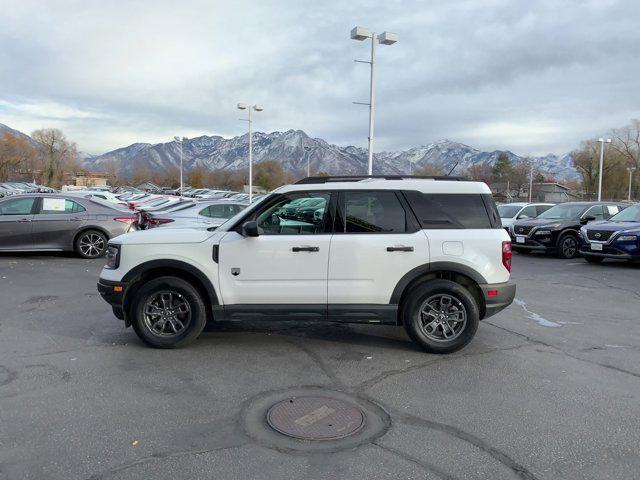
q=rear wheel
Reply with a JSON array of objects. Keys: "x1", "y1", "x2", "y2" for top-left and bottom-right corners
[
  {"x1": 75, "y1": 230, "x2": 108, "y2": 258},
  {"x1": 403, "y1": 279, "x2": 479, "y2": 354},
  {"x1": 131, "y1": 276, "x2": 207, "y2": 348},
  {"x1": 556, "y1": 233, "x2": 579, "y2": 259}
]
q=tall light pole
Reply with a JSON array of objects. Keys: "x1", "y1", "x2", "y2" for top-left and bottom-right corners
[
  {"x1": 628, "y1": 166, "x2": 637, "y2": 201},
  {"x1": 597, "y1": 137, "x2": 611, "y2": 201},
  {"x1": 303, "y1": 146, "x2": 311, "y2": 178},
  {"x1": 237, "y1": 103, "x2": 263, "y2": 203},
  {"x1": 528, "y1": 159, "x2": 535, "y2": 202},
  {"x1": 351, "y1": 26, "x2": 398, "y2": 175},
  {"x1": 173, "y1": 136, "x2": 188, "y2": 196}
]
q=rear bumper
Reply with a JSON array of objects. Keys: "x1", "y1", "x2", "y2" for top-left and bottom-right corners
[
  {"x1": 97, "y1": 279, "x2": 128, "y2": 320},
  {"x1": 480, "y1": 282, "x2": 516, "y2": 319}
]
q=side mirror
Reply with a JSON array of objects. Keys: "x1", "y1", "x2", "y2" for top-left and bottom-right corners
[
  {"x1": 580, "y1": 215, "x2": 596, "y2": 225},
  {"x1": 517, "y1": 214, "x2": 529, "y2": 219},
  {"x1": 242, "y1": 220, "x2": 259, "y2": 237}
]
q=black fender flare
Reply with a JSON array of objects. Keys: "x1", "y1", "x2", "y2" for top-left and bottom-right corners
[
  {"x1": 122, "y1": 259, "x2": 219, "y2": 306},
  {"x1": 390, "y1": 261, "x2": 488, "y2": 305}
]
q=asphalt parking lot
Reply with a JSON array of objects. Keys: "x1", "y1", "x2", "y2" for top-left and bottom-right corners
[{"x1": 1, "y1": 252, "x2": 639, "y2": 480}]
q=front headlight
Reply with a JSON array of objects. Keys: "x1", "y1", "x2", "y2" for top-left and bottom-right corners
[
  {"x1": 105, "y1": 244, "x2": 121, "y2": 269},
  {"x1": 617, "y1": 235, "x2": 637, "y2": 242}
]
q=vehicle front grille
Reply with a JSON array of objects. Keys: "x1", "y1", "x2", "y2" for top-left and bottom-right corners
[
  {"x1": 514, "y1": 225, "x2": 534, "y2": 236},
  {"x1": 587, "y1": 230, "x2": 614, "y2": 242}
]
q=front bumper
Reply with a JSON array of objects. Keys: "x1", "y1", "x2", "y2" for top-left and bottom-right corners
[
  {"x1": 480, "y1": 282, "x2": 516, "y2": 319},
  {"x1": 97, "y1": 279, "x2": 128, "y2": 320}
]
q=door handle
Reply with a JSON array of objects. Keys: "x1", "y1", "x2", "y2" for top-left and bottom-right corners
[
  {"x1": 17, "y1": 218, "x2": 32, "y2": 223},
  {"x1": 292, "y1": 246, "x2": 319, "y2": 252},
  {"x1": 386, "y1": 246, "x2": 414, "y2": 252}
]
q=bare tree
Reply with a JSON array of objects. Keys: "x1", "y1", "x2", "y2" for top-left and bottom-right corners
[
  {"x1": 0, "y1": 133, "x2": 38, "y2": 181},
  {"x1": 31, "y1": 128, "x2": 77, "y2": 188}
]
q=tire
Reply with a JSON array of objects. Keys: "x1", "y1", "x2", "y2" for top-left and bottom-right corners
[
  {"x1": 556, "y1": 232, "x2": 579, "y2": 259},
  {"x1": 584, "y1": 256, "x2": 604, "y2": 264},
  {"x1": 75, "y1": 229, "x2": 108, "y2": 259},
  {"x1": 402, "y1": 279, "x2": 480, "y2": 354},
  {"x1": 131, "y1": 276, "x2": 207, "y2": 348}
]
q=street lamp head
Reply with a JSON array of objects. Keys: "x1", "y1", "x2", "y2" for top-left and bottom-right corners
[
  {"x1": 253, "y1": 105, "x2": 264, "y2": 112},
  {"x1": 629, "y1": 166, "x2": 637, "y2": 172},
  {"x1": 598, "y1": 138, "x2": 604, "y2": 142},
  {"x1": 377, "y1": 31, "x2": 398, "y2": 45},
  {"x1": 237, "y1": 102, "x2": 248, "y2": 110},
  {"x1": 350, "y1": 26, "x2": 371, "y2": 41},
  {"x1": 606, "y1": 138, "x2": 612, "y2": 143}
]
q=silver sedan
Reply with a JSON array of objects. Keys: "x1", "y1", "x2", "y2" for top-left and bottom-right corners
[
  {"x1": 145, "y1": 200, "x2": 248, "y2": 229},
  {"x1": 0, "y1": 194, "x2": 137, "y2": 258}
]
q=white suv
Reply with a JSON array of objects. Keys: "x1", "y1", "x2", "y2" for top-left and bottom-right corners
[{"x1": 98, "y1": 176, "x2": 516, "y2": 354}]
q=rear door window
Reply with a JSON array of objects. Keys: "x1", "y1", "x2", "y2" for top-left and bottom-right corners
[
  {"x1": 343, "y1": 191, "x2": 408, "y2": 233},
  {"x1": 40, "y1": 198, "x2": 86, "y2": 214},
  {"x1": 403, "y1": 192, "x2": 493, "y2": 229}
]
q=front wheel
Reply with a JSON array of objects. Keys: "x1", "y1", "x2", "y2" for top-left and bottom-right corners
[
  {"x1": 75, "y1": 230, "x2": 108, "y2": 258},
  {"x1": 131, "y1": 276, "x2": 207, "y2": 348},
  {"x1": 402, "y1": 279, "x2": 479, "y2": 354},
  {"x1": 556, "y1": 233, "x2": 579, "y2": 259}
]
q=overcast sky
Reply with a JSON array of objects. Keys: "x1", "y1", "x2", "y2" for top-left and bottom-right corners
[{"x1": 1, "y1": 0, "x2": 638, "y2": 156}]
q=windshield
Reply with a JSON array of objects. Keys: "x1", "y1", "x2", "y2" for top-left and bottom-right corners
[
  {"x1": 609, "y1": 204, "x2": 640, "y2": 222},
  {"x1": 538, "y1": 203, "x2": 588, "y2": 220},
  {"x1": 497, "y1": 205, "x2": 522, "y2": 218}
]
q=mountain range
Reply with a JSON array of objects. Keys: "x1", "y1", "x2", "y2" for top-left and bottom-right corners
[{"x1": 1, "y1": 123, "x2": 578, "y2": 179}]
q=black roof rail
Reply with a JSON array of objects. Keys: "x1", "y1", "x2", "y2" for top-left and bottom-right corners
[{"x1": 295, "y1": 175, "x2": 467, "y2": 184}]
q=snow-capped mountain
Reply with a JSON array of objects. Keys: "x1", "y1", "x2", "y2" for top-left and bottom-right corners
[
  {"x1": 0, "y1": 122, "x2": 578, "y2": 179},
  {"x1": 83, "y1": 130, "x2": 578, "y2": 179}
]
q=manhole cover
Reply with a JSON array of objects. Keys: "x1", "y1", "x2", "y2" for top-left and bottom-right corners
[{"x1": 267, "y1": 396, "x2": 365, "y2": 440}]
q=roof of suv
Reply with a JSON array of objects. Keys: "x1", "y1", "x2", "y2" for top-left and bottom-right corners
[{"x1": 281, "y1": 176, "x2": 491, "y2": 194}]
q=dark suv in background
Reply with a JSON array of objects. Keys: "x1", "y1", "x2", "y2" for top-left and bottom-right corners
[
  {"x1": 579, "y1": 203, "x2": 640, "y2": 263},
  {"x1": 511, "y1": 201, "x2": 627, "y2": 259}
]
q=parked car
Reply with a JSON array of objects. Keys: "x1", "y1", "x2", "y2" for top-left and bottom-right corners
[
  {"x1": 0, "y1": 194, "x2": 137, "y2": 258},
  {"x1": 497, "y1": 202, "x2": 554, "y2": 231},
  {"x1": 511, "y1": 201, "x2": 627, "y2": 259},
  {"x1": 98, "y1": 175, "x2": 515, "y2": 352},
  {"x1": 146, "y1": 200, "x2": 248, "y2": 229},
  {"x1": 137, "y1": 200, "x2": 196, "y2": 229},
  {"x1": 66, "y1": 190, "x2": 129, "y2": 207},
  {"x1": 579, "y1": 203, "x2": 640, "y2": 263}
]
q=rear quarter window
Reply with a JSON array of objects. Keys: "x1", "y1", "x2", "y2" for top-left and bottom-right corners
[{"x1": 403, "y1": 192, "x2": 496, "y2": 229}]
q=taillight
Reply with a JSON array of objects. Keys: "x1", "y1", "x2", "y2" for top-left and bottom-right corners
[
  {"x1": 114, "y1": 217, "x2": 135, "y2": 224},
  {"x1": 148, "y1": 218, "x2": 174, "y2": 227},
  {"x1": 502, "y1": 241, "x2": 512, "y2": 272}
]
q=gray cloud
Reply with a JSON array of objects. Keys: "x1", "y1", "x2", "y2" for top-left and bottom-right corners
[{"x1": 0, "y1": 0, "x2": 638, "y2": 155}]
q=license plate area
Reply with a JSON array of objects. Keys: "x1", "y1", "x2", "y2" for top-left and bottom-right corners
[
  {"x1": 516, "y1": 236, "x2": 525, "y2": 244},
  {"x1": 591, "y1": 243, "x2": 603, "y2": 251}
]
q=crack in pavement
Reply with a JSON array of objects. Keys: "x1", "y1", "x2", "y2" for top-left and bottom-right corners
[
  {"x1": 355, "y1": 343, "x2": 534, "y2": 392},
  {"x1": 86, "y1": 443, "x2": 247, "y2": 479},
  {"x1": 485, "y1": 322, "x2": 640, "y2": 380},
  {"x1": 387, "y1": 408, "x2": 540, "y2": 480},
  {"x1": 372, "y1": 441, "x2": 459, "y2": 480},
  {"x1": 281, "y1": 337, "x2": 346, "y2": 389}
]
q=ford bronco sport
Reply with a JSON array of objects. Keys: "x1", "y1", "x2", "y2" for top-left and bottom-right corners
[{"x1": 98, "y1": 176, "x2": 516, "y2": 353}]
